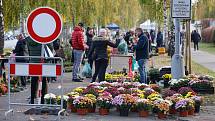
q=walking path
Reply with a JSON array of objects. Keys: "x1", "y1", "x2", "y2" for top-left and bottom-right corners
[{"x1": 191, "y1": 49, "x2": 215, "y2": 72}]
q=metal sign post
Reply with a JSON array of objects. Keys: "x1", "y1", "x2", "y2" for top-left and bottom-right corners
[{"x1": 171, "y1": 0, "x2": 191, "y2": 79}]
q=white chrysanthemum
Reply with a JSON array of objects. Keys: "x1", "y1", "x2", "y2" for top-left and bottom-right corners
[{"x1": 44, "y1": 93, "x2": 56, "y2": 99}]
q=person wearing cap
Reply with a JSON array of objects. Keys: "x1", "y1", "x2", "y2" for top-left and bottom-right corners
[
  {"x1": 88, "y1": 28, "x2": 120, "y2": 82},
  {"x1": 71, "y1": 23, "x2": 88, "y2": 82}
]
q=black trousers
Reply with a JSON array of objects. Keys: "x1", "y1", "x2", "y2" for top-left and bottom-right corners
[
  {"x1": 194, "y1": 42, "x2": 199, "y2": 51},
  {"x1": 20, "y1": 76, "x2": 26, "y2": 87},
  {"x1": 31, "y1": 77, "x2": 47, "y2": 104},
  {"x1": 92, "y1": 59, "x2": 108, "y2": 82}
]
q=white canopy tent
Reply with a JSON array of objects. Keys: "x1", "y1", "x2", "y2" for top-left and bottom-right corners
[{"x1": 140, "y1": 20, "x2": 156, "y2": 31}]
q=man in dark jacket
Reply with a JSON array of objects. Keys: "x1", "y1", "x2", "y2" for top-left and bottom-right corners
[
  {"x1": 191, "y1": 30, "x2": 201, "y2": 51},
  {"x1": 88, "y1": 28, "x2": 120, "y2": 82},
  {"x1": 86, "y1": 27, "x2": 94, "y2": 69},
  {"x1": 133, "y1": 28, "x2": 149, "y2": 84},
  {"x1": 71, "y1": 23, "x2": 88, "y2": 82},
  {"x1": 14, "y1": 34, "x2": 28, "y2": 87},
  {"x1": 156, "y1": 31, "x2": 163, "y2": 48},
  {"x1": 26, "y1": 36, "x2": 47, "y2": 104}
]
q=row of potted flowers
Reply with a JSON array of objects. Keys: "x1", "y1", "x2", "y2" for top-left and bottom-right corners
[{"x1": 44, "y1": 81, "x2": 203, "y2": 119}]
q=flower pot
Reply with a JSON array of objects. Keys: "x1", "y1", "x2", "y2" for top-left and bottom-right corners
[
  {"x1": 139, "y1": 110, "x2": 149, "y2": 117},
  {"x1": 116, "y1": 107, "x2": 119, "y2": 112},
  {"x1": 99, "y1": 108, "x2": 109, "y2": 115},
  {"x1": 179, "y1": 111, "x2": 188, "y2": 117},
  {"x1": 188, "y1": 108, "x2": 195, "y2": 115},
  {"x1": 77, "y1": 108, "x2": 88, "y2": 115},
  {"x1": 119, "y1": 108, "x2": 129, "y2": 116},
  {"x1": 157, "y1": 112, "x2": 167, "y2": 119},
  {"x1": 169, "y1": 108, "x2": 177, "y2": 114},
  {"x1": 88, "y1": 107, "x2": 96, "y2": 113},
  {"x1": 67, "y1": 103, "x2": 72, "y2": 109},
  {"x1": 70, "y1": 104, "x2": 77, "y2": 113},
  {"x1": 195, "y1": 103, "x2": 201, "y2": 113},
  {"x1": 164, "y1": 79, "x2": 170, "y2": 88}
]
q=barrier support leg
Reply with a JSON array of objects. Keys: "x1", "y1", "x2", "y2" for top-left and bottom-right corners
[
  {"x1": 56, "y1": 109, "x2": 65, "y2": 120},
  {"x1": 5, "y1": 109, "x2": 13, "y2": 119}
]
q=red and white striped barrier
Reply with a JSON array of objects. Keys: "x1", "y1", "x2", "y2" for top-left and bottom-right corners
[{"x1": 10, "y1": 63, "x2": 62, "y2": 77}]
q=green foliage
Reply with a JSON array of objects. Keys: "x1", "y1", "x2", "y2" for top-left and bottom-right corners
[
  {"x1": 2, "y1": 0, "x2": 143, "y2": 30},
  {"x1": 97, "y1": 100, "x2": 112, "y2": 109},
  {"x1": 193, "y1": 0, "x2": 215, "y2": 19},
  {"x1": 148, "y1": 68, "x2": 160, "y2": 81}
]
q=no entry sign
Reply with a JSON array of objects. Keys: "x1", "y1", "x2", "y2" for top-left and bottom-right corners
[{"x1": 26, "y1": 7, "x2": 63, "y2": 44}]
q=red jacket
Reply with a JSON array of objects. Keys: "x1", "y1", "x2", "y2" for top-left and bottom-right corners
[{"x1": 71, "y1": 26, "x2": 85, "y2": 51}]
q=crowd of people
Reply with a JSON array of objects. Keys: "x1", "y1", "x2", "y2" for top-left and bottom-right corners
[
  {"x1": 10, "y1": 21, "x2": 202, "y2": 105},
  {"x1": 70, "y1": 23, "x2": 166, "y2": 84}
]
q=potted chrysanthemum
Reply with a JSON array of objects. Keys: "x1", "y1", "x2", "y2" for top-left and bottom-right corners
[
  {"x1": 73, "y1": 96, "x2": 93, "y2": 115},
  {"x1": 191, "y1": 96, "x2": 203, "y2": 113},
  {"x1": 187, "y1": 98, "x2": 195, "y2": 115},
  {"x1": 165, "y1": 93, "x2": 183, "y2": 114},
  {"x1": 44, "y1": 93, "x2": 57, "y2": 104},
  {"x1": 67, "y1": 92, "x2": 79, "y2": 112},
  {"x1": 84, "y1": 94, "x2": 97, "y2": 113},
  {"x1": 97, "y1": 91, "x2": 113, "y2": 115},
  {"x1": 153, "y1": 99, "x2": 172, "y2": 119},
  {"x1": 56, "y1": 95, "x2": 69, "y2": 109},
  {"x1": 136, "y1": 98, "x2": 152, "y2": 117},
  {"x1": 162, "y1": 74, "x2": 172, "y2": 88},
  {"x1": 175, "y1": 99, "x2": 189, "y2": 117},
  {"x1": 112, "y1": 94, "x2": 135, "y2": 116}
]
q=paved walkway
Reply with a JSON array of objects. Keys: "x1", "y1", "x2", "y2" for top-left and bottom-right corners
[{"x1": 191, "y1": 49, "x2": 215, "y2": 72}]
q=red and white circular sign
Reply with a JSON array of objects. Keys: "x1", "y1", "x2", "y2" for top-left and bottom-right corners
[{"x1": 26, "y1": 7, "x2": 63, "y2": 44}]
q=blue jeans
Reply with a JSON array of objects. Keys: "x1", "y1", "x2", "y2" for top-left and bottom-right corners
[
  {"x1": 137, "y1": 59, "x2": 148, "y2": 84},
  {"x1": 72, "y1": 49, "x2": 84, "y2": 79}
]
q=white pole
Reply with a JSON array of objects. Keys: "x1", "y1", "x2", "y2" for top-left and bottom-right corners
[{"x1": 171, "y1": 19, "x2": 185, "y2": 79}]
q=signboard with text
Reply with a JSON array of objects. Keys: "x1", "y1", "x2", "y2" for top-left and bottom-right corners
[{"x1": 171, "y1": 0, "x2": 191, "y2": 19}]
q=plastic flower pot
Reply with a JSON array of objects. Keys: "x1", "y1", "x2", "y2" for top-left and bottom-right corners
[
  {"x1": 164, "y1": 79, "x2": 170, "y2": 88},
  {"x1": 116, "y1": 107, "x2": 119, "y2": 112},
  {"x1": 70, "y1": 104, "x2": 77, "y2": 113},
  {"x1": 179, "y1": 110, "x2": 188, "y2": 117},
  {"x1": 188, "y1": 108, "x2": 195, "y2": 115},
  {"x1": 169, "y1": 108, "x2": 177, "y2": 114},
  {"x1": 77, "y1": 108, "x2": 88, "y2": 115},
  {"x1": 119, "y1": 108, "x2": 129, "y2": 116},
  {"x1": 99, "y1": 108, "x2": 109, "y2": 115},
  {"x1": 139, "y1": 110, "x2": 149, "y2": 117},
  {"x1": 157, "y1": 112, "x2": 167, "y2": 119},
  {"x1": 88, "y1": 107, "x2": 96, "y2": 113}
]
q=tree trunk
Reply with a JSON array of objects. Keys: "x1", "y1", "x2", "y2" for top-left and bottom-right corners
[{"x1": 0, "y1": 0, "x2": 4, "y2": 55}]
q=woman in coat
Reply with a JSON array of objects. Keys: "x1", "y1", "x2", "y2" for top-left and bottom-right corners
[{"x1": 88, "y1": 28, "x2": 120, "y2": 82}]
